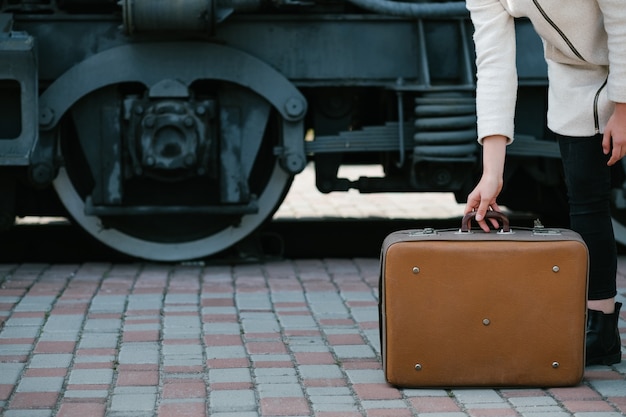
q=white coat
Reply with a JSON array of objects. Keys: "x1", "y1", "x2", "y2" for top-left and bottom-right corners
[{"x1": 465, "y1": 0, "x2": 626, "y2": 143}]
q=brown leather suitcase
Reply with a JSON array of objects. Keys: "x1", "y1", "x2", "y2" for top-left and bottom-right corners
[{"x1": 379, "y1": 212, "x2": 588, "y2": 388}]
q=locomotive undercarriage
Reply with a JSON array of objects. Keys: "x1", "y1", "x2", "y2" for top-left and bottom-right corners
[{"x1": 2, "y1": 0, "x2": 626, "y2": 260}]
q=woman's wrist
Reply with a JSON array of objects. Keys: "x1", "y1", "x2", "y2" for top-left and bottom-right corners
[{"x1": 481, "y1": 135, "x2": 507, "y2": 177}]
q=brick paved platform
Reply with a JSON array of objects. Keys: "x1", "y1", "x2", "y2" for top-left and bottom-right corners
[{"x1": 1, "y1": 164, "x2": 625, "y2": 417}]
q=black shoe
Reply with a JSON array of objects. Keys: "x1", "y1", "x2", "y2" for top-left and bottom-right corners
[{"x1": 586, "y1": 302, "x2": 622, "y2": 366}]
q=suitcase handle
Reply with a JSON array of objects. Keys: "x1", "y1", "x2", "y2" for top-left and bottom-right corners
[{"x1": 461, "y1": 211, "x2": 510, "y2": 233}]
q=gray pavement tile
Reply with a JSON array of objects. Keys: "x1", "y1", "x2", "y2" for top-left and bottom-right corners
[
  {"x1": 3, "y1": 411, "x2": 54, "y2": 417},
  {"x1": 118, "y1": 342, "x2": 159, "y2": 364},
  {"x1": 29, "y1": 353, "x2": 73, "y2": 368},
  {"x1": 15, "y1": 376, "x2": 65, "y2": 393},
  {"x1": 68, "y1": 369, "x2": 114, "y2": 385},
  {"x1": 209, "y1": 389, "x2": 258, "y2": 413},
  {"x1": 109, "y1": 393, "x2": 157, "y2": 412},
  {"x1": 0, "y1": 363, "x2": 25, "y2": 384}
]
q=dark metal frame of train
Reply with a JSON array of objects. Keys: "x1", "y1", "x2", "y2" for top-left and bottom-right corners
[{"x1": 2, "y1": 0, "x2": 624, "y2": 261}]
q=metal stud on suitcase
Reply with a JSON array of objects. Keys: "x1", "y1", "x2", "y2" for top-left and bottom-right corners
[{"x1": 379, "y1": 211, "x2": 588, "y2": 388}]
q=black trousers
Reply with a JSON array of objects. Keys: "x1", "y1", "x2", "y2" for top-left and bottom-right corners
[{"x1": 557, "y1": 134, "x2": 617, "y2": 300}]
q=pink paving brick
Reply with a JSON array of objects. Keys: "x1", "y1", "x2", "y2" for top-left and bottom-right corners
[
  {"x1": 164, "y1": 311, "x2": 202, "y2": 317},
  {"x1": 584, "y1": 369, "x2": 625, "y2": 380},
  {"x1": 352, "y1": 383, "x2": 402, "y2": 400},
  {"x1": 50, "y1": 306, "x2": 88, "y2": 315},
  {"x1": 253, "y1": 361, "x2": 294, "y2": 368},
  {"x1": 73, "y1": 362, "x2": 115, "y2": 369},
  {"x1": 245, "y1": 332, "x2": 281, "y2": 340},
  {"x1": 206, "y1": 358, "x2": 250, "y2": 368},
  {"x1": 358, "y1": 321, "x2": 379, "y2": 330},
  {"x1": 11, "y1": 311, "x2": 45, "y2": 318},
  {"x1": 260, "y1": 397, "x2": 311, "y2": 416},
  {"x1": 246, "y1": 341, "x2": 288, "y2": 354},
  {"x1": 337, "y1": 283, "x2": 371, "y2": 292},
  {"x1": 202, "y1": 314, "x2": 238, "y2": 322},
  {"x1": 162, "y1": 380, "x2": 206, "y2": 399},
  {"x1": 274, "y1": 302, "x2": 307, "y2": 308},
  {"x1": 549, "y1": 385, "x2": 603, "y2": 400},
  {"x1": 0, "y1": 384, "x2": 14, "y2": 401},
  {"x1": 202, "y1": 298, "x2": 234, "y2": 306},
  {"x1": 302, "y1": 283, "x2": 336, "y2": 291},
  {"x1": 341, "y1": 360, "x2": 382, "y2": 370},
  {"x1": 34, "y1": 341, "x2": 76, "y2": 354},
  {"x1": 158, "y1": 402, "x2": 206, "y2": 417},
  {"x1": 210, "y1": 382, "x2": 254, "y2": 390},
  {"x1": 204, "y1": 334, "x2": 243, "y2": 346},
  {"x1": 125, "y1": 318, "x2": 160, "y2": 324},
  {"x1": 57, "y1": 402, "x2": 106, "y2": 417},
  {"x1": 122, "y1": 310, "x2": 158, "y2": 317},
  {"x1": 610, "y1": 397, "x2": 626, "y2": 414},
  {"x1": 345, "y1": 300, "x2": 378, "y2": 307},
  {"x1": 293, "y1": 352, "x2": 335, "y2": 365},
  {"x1": 0, "y1": 288, "x2": 27, "y2": 295},
  {"x1": 122, "y1": 330, "x2": 160, "y2": 342},
  {"x1": 10, "y1": 392, "x2": 59, "y2": 408},
  {"x1": 562, "y1": 400, "x2": 617, "y2": 413},
  {"x1": 408, "y1": 396, "x2": 462, "y2": 413},
  {"x1": 116, "y1": 370, "x2": 160, "y2": 386},
  {"x1": 277, "y1": 310, "x2": 311, "y2": 316},
  {"x1": 24, "y1": 368, "x2": 68, "y2": 377}
]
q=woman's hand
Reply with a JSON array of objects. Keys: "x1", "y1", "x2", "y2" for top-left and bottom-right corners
[
  {"x1": 465, "y1": 175, "x2": 503, "y2": 232},
  {"x1": 604, "y1": 102, "x2": 626, "y2": 166},
  {"x1": 463, "y1": 135, "x2": 508, "y2": 232}
]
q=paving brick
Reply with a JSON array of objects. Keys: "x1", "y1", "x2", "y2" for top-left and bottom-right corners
[
  {"x1": 158, "y1": 402, "x2": 206, "y2": 417},
  {"x1": 0, "y1": 383, "x2": 14, "y2": 400},
  {"x1": 408, "y1": 396, "x2": 463, "y2": 413},
  {"x1": 260, "y1": 397, "x2": 311, "y2": 416},
  {"x1": 209, "y1": 389, "x2": 257, "y2": 413},
  {"x1": 57, "y1": 403, "x2": 106, "y2": 417},
  {"x1": 109, "y1": 387, "x2": 157, "y2": 412},
  {"x1": 161, "y1": 380, "x2": 206, "y2": 399},
  {"x1": 10, "y1": 392, "x2": 59, "y2": 409},
  {"x1": 68, "y1": 369, "x2": 114, "y2": 385},
  {"x1": 466, "y1": 407, "x2": 518, "y2": 417},
  {"x1": 28, "y1": 353, "x2": 73, "y2": 368},
  {"x1": 115, "y1": 370, "x2": 159, "y2": 386},
  {"x1": 15, "y1": 376, "x2": 65, "y2": 393}
]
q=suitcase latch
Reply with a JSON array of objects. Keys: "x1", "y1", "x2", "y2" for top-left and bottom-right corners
[
  {"x1": 532, "y1": 228, "x2": 562, "y2": 236},
  {"x1": 409, "y1": 228, "x2": 437, "y2": 236},
  {"x1": 532, "y1": 219, "x2": 562, "y2": 235}
]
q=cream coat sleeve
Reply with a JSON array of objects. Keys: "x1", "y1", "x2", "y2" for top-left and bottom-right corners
[
  {"x1": 466, "y1": 0, "x2": 518, "y2": 144},
  {"x1": 597, "y1": 0, "x2": 626, "y2": 104}
]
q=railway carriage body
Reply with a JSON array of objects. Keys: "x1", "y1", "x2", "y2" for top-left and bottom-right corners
[{"x1": 1, "y1": 0, "x2": 618, "y2": 261}]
